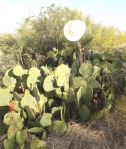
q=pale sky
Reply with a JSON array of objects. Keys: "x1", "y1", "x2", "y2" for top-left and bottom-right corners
[{"x1": 0, "y1": 0, "x2": 126, "y2": 33}]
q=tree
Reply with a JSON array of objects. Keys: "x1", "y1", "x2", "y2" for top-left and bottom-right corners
[{"x1": 0, "y1": 34, "x2": 22, "y2": 75}]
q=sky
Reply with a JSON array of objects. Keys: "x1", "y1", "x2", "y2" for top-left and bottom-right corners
[{"x1": 0, "y1": 0, "x2": 126, "y2": 33}]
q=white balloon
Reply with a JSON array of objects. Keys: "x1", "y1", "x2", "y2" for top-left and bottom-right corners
[{"x1": 64, "y1": 20, "x2": 86, "y2": 41}]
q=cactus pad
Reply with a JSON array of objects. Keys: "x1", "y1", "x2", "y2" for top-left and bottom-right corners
[
  {"x1": 79, "y1": 62, "x2": 94, "y2": 78},
  {"x1": 40, "y1": 113, "x2": 52, "y2": 127},
  {"x1": 13, "y1": 65, "x2": 23, "y2": 77},
  {"x1": 51, "y1": 120, "x2": 67, "y2": 136},
  {"x1": 79, "y1": 105, "x2": 91, "y2": 122},
  {"x1": 0, "y1": 89, "x2": 13, "y2": 106},
  {"x1": 55, "y1": 64, "x2": 70, "y2": 87},
  {"x1": 43, "y1": 75, "x2": 55, "y2": 92},
  {"x1": 30, "y1": 140, "x2": 46, "y2": 149}
]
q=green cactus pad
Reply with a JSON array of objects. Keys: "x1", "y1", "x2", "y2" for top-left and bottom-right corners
[
  {"x1": 93, "y1": 66, "x2": 101, "y2": 77},
  {"x1": 33, "y1": 86, "x2": 41, "y2": 102},
  {"x1": 16, "y1": 129, "x2": 27, "y2": 145},
  {"x1": 41, "y1": 66, "x2": 50, "y2": 75},
  {"x1": 79, "y1": 105, "x2": 91, "y2": 122},
  {"x1": 28, "y1": 67, "x2": 41, "y2": 77},
  {"x1": 27, "y1": 74, "x2": 38, "y2": 90},
  {"x1": 51, "y1": 120, "x2": 67, "y2": 136},
  {"x1": 4, "y1": 112, "x2": 23, "y2": 130},
  {"x1": 4, "y1": 139, "x2": 14, "y2": 149},
  {"x1": 73, "y1": 77, "x2": 87, "y2": 89},
  {"x1": 47, "y1": 51, "x2": 56, "y2": 59},
  {"x1": 25, "y1": 106, "x2": 35, "y2": 120},
  {"x1": 13, "y1": 65, "x2": 23, "y2": 77},
  {"x1": 13, "y1": 101, "x2": 21, "y2": 112},
  {"x1": 40, "y1": 113, "x2": 52, "y2": 127},
  {"x1": 76, "y1": 87, "x2": 82, "y2": 105},
  {"x1": 0, "y1": 89, "x2": 13, "y2": 106},
  {"x1": 53, "y1": 47, "x2": 58, "y2": 52},
  {"x1": 13, "y1": 92, "x2": 22, "y2": 101},
  {"x1": 102, "y1": 52, "x2": 110, "y2": 61},
  {"x1": 81, "y1": 87, "x2": 93, "y2": 104},
  {"x1": 7, "y1": 125, "x2": 18, "y2": 141},
  {"x1": 61, "y1": 48, "x2": 73, "y2": 58},
  {"x1": 79, "y1": 62, "x2": 94, "y2": 78},
  {"x1": 111, "y1": 58, "x2": 123, "y2": 69},
  {"x1": 27, "y1": 127, "x2": 44, "y2": 133},
  {"x1": 38, "y1": 94, "x2": 47, "y2": 113},
  {"x1": 21, "y1": 94, "x2": 39, "y2": 113},
  {"x1": 55, "y1": 88, "x2": 63, "y2": 98},
  {"x1": 71, "y1": 59, "x2": 79, "y2": 76},
  {"x1": 2, "y1": 75, "x2": 12, "y2": 87},
  {"x1": 116, "y1": 95, "x2": 126, "y2": 113},
  {"x1": 112, "y1": 72, "x2": 125, "y2": 90},
  {"x1": 43, "y1": 75, "x2": 55, "y2": 92},
  {"x1": 87, "y1": 77, "x2": 101, "y2": 89},
  {"x1": 30, "y1": 140, "x2": 46, "y2": 149},
  {"x1": 93, "y1": 53, "x2": 101, "y2": 63},
  {"x1": 55, "y1": 64, "x2": 70, "y2": 87},
  {"x1": 67, "y1": 88, "x2": 76, "y2": 105}
]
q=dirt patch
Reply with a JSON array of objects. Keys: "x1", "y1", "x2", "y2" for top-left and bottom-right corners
[{"x1": 46, "y1": 111, "x2": 126, "y2": 149}]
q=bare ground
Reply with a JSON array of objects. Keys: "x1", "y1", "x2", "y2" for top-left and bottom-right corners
[{"x1": 46, "y1": 111, "x2": 126, "y2": 149}]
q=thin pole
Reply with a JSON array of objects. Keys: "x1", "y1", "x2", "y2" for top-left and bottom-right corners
[{"x1": 76, "y1": 41, "x2": 84, "y2": 65}]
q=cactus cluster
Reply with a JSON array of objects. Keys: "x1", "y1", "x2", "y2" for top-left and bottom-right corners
[{"x1": 0, "y1": 46, "x2": 126, "y2": 148}]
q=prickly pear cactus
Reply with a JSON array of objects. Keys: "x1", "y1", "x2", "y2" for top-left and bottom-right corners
[
  {"x1": 0, "y1": 89, "x2": 13, "y2": 106},
  {"x1": 79, "y1": 62, "x2": 94, "y2": 78},
  {"x1": 28, "y1": 67, "x2": 41, "y2": 77},
  {"x1": 51, "y1": 120, "x2": 67, "y2": 136},
  {"x1": 43, "y1": 75, "x2": 55, "y2": 92},
  {"x1": 72, "y1": 77, "x2": 87, "y2": 89},
  {"x1": 47, "y1": 51, "x2": 56, "y2": 60},
  {"x1": 111, "y1": 58, "x2": 123, "y2": 69},
  {"x1": 2, "y1": 75, "x2": 12, "y2": 87},
  {"x1": 30, "y1": 140, "x2": 46, "y2": 149},
  {"x1": 102, "y1": 52, "x2": 110, "y2": 61},
  {"x1": 16, "y1": 129, "x2": 27, "y2": 145},
  {"x1": 55, "y1": 64, "x2": 70, "y2": 87},
  {"x1": 21, "y1": 94, "x2": 39, "y2": 114},
  {"x1": 40, "y1": 113, "x2": 52, "y2": 127},
  {"x1": 0, "y1": 47, "x2": 125, "y2": 147},
  {"x1": 13, "y1": 65, "x2": 23, "y2": 77},
  {"x1": 79, "y1": 105, "x2": 91, "y2": 122},
  {"x1": 81, "y1": 87, "x2": 93, "y2": 104}
]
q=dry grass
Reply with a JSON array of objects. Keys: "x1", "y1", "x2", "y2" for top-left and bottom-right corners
[{"x1": 46, "y1": 110, "x2": 126, "y2": 149}]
